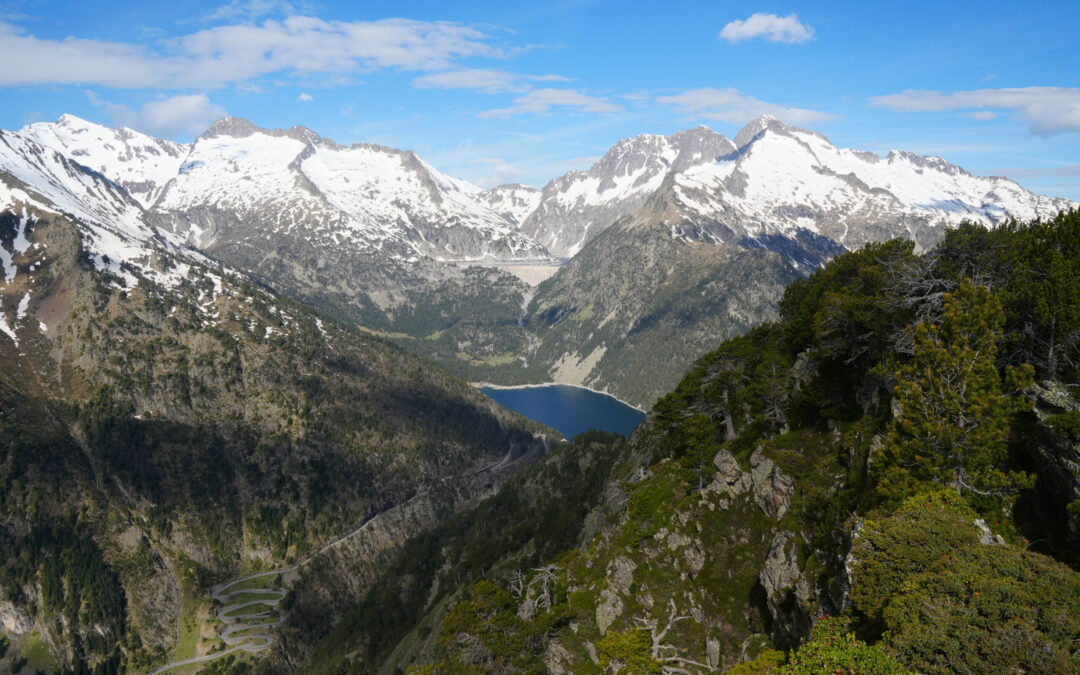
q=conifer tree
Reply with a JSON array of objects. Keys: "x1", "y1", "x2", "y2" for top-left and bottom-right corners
[
  {"x1": 1004, "y1": 210, "x2": 1080, "y2": 379},
  {"x1": 876, "y1": 279, "x2": 1033, "y2": 502}
]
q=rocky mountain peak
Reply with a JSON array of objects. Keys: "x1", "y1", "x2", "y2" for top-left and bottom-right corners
[
  {"x1": 668, "y1": 126, "x2": 738, "y2": 171},
  {"x1": 885, "y1": 150, "x2": 972, "y2": 177},
  {"x1": 201, "y1": 117, "x2": 324, "y2": 145},
  {"x1": 734, "y1": 114, "x2": 792, "y2": 149},
  {"x1": 477, "y1": 183, "x2": 542, "y2": 226},
  {"x1": 201, "y1": 116, "x2": 262, "y2": 139}
]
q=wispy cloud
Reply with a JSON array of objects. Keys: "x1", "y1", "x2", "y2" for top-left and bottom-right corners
[
  {"x1": 658, "y1": 87, "x2": 835, "y2": 125},
  {"x1": 202, "y1": 1, "x2": 306, "y2": 22},
  {"x1": 298, "y1": 92, "x2": 313, "y2": 101},
  {"x1": 479, "y1": 88, "x2": 621, "y2": 118},
  {"x1": 988, "y1": 164, "x2": 1080, "y2": 178},
  {"x1": 871, "y1": 87, "x2": 1080, "y2": 135},
  {"x1": 88, "y1": 91, "x2": 226, "y2": 137},
  {"x1": 470, "y1": 157, "x2": 523, "y2": 187},
  {"x1": 718, "y1": 13, "x2": 814, "y2": 44},
  {"x1": 0, "y1": 17, "x2": 513, "y2": 90},
  {"x1": 412, "y1": 68, "x2": 571, "y2": 94}
]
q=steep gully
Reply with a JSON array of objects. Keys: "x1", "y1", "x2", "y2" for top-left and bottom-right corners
[{"x1": 148, "y1": 446, "x2": 519, "y2": 674}]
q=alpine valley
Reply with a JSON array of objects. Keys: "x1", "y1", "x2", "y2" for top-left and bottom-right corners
[
  {"x1": 1, "y1": 109, "x2": 1079, "y2": 675},
  {"x1": 4, "y1": 113, "x2": 1071, "y2": 408}
]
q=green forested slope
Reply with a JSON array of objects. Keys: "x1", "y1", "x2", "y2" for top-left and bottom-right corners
[{"x1": 360, "y1": 210, "x2": 1080, "y2": 674}]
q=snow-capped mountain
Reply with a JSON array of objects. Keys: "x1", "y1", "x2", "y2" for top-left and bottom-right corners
[
  {"x1": 525, "y1": 115, "x2": 1074, "y2": 259},
  {"x1": 520, "y1": 126, "x2": 737, "y2": 258},
  {"x1": 19, "y1": 114, "x2": 188, "y2": 209},
  {"x1": 519, "y1": 116, "x2": 1075, "y2": 407},
  {"x1": 663, "y1": 115, "x2": 1072, "y2": 252},
  {"x1": 6, "y1": 114, "x2": 554, "y2": 267},
  {"x1": 152, "y1": 117, "x2": 551, "y2": 264},
  {"x1": 0, "y1": 114, "x2": 564, "y2": 379},
  {"x1": 0, "y1": 122, "x2": 237, "y2": 353},
  {"x1": 0, "y1": 124, "x2": 208, "y2": 291},
  {"x1": 475, "y1": 184, "x2": 541, "y2": 228}
]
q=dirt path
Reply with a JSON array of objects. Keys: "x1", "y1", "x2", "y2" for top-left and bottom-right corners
[{"x1": 148, "y1": 446, "x2": 517, "y2": 673}]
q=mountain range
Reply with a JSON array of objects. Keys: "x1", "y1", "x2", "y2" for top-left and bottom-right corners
[
  {"x1": 1, "y1": 112, "x2": 1074, "y2": 409},
  {"x1": 2, "y1": 108, "x2": 1079, "y2": 674}
]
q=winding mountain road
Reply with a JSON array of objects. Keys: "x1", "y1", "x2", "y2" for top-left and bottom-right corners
[{"x1": 148, "y1": 446, "x2": 518, "y2": 674}]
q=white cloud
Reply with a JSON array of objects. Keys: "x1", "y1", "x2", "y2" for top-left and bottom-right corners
[
  {"x1": 298, "y1": 92, "x2": 313, "y2": 101},
  {"x1": 657, "y1": 88, "x2": 835, "y2": 125},
  {"x1": 966, "y1": 111, "x2": 997, "y2": 120},
  {"x1": 470, "y1": 157, "x2": 523, "y2": 187},
  {"x1": 203, "y1": 1, "x2": 303, "y2": 22},
  {"x1": 871, "y1": 87, "x2": 1080, "y2": 135},
  {"x1": 413, "y1": 69, "x2": 527, "y2": 94},
  {"x1": 989, "y1": 164, "x2": 1080, "y2": 178},
  {"x1": 412, "y1": 68, "x2": 572, "y2": 94},
  {"x1": 719, "y1": 13, "x2": 814, "y2": 44},
  {"x1": 90, "y1": 92, "x2": 226, "y2": 137},
  {"x1": 0, "y1": 17, "x2": 510, "y2": 90},
  {"x1": 479, "y1": 88, "x2": 621, "y2": 118}
]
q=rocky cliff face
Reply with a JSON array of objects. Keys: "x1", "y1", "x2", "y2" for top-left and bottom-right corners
[
  {"x1": 1022, "y1": 381, "x2": 1080, "y2": 557},
  {"x1": 522, "y1": 200, "x2": 842, "y2": 407}
]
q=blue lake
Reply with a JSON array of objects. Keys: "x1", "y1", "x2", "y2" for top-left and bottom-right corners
[{"x1": 481, "y1": 384, "x2": 646, "y2": 439}]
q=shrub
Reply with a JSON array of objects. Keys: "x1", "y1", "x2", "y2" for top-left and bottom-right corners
[
  {"x1": 883, "y1": 545, "x2": 1080, "y2": 674},
  {"x1": 851, "y1": 491, "x2": 980, "y2": 624},
  {"x1": 776, "y1": 617, "x2": 910, "y2": 674}
]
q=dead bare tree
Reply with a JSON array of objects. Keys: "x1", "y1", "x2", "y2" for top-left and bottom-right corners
[
  {"x1": 517, "y1": 564, "x2": 559, "y2": 621},
  {"x1": 453, "y1": 632, "x2": 493, "y2": 666},
  {"x1": 633, "y1": 599, "x2": 714, "y2": 674},
  {"x1": 507, "y1": 569, "x2": 526, "y2": 599}
]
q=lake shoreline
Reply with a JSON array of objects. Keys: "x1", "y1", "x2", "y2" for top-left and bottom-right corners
[{"x1": 471, "y1": 381, "x2": 647, "y2": 413}]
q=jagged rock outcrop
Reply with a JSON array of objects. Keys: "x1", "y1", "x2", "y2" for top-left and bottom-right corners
[
  {"x1": 758, "y1": 531, "x2": 815, "y2": 648},
  {"x1": 0, "y1": 599, "x2": 33, "y2": 635},
  {"x1": 750, "y1": 448, "x2": 796, "y2": 519},
  {"x1": 1026, "y1": 380, "x2": 1080, "y2": 549},
  {"x1": 707, "y1": 449, "x2": 794, "y2": 519}
]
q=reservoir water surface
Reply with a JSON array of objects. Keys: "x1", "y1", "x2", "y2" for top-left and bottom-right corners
[{"x1": 481, "y1": 384, "x2": 645, "y2": 439}]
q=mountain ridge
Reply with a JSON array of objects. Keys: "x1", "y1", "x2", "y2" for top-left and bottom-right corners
[
  {"x1": 516, "y1": 115, "x2": 1073, "y2": 260},
  {"x1": 3, "y1": 113, "x2": 1076, "y2": 409}
]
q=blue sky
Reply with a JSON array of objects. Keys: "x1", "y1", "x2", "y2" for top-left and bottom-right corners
[{"x1": 1, "y1": 1, "x2": 1078, "y2": 198}]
